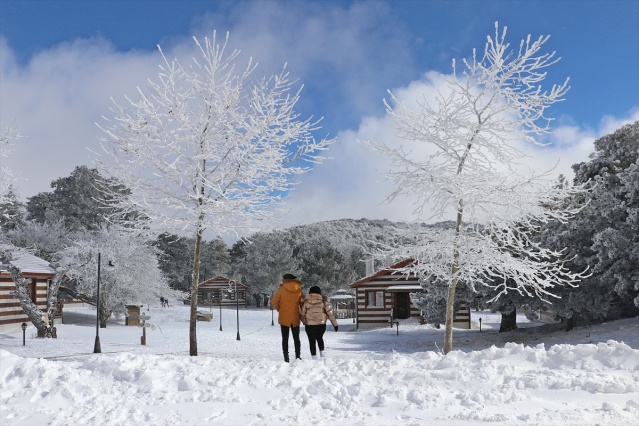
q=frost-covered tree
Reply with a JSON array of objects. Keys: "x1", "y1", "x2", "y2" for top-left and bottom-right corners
[
  {"x1": 154, "y1": 233, "x2": 195, "y2": 291},
  {"x1": 96, "y1": 32, "x2": 335, "y2": 355},
  {"x1": 229, "y1": 239, "x2": 247, "y2": 272},
  {"x1": 410, "y1": 275, "x2": 476, "y2": 328},
  {"x1": 538, "y1": 122, "x2": 639, "y2": 326},
  {"x1": 295, "y1": 238, "x2": 350, "y2": 295},
  {"x1": 155, "y1": 234, "x2": 231, "y2": 291},
  {"x1": 365, "y1": 23, "x2": 589, "y2": 354},
  {"x1": 232, "y1": 218, "x2": 415, "y2": 295},
  {"x1": 5, "y1": 220, "x2": 77, "y2": 262},
  {"x1": 26, "y1": 165, "x2": 131, "y2": 231},
  {"x1": 238, "y1": 231, "x2": 297, "y2": 306},
  {"x1": 579, "y1": 122, "x2": 639, "y2": 312},
  {"x1": 57, "y1": 227, "x2": 181, "y2": 327},
  {"x1": 0, "y1": 185, "x2": 27, "y2": 231},
  {"x1": 200, "y1": 237, "x2": 232, "y2": 279}
]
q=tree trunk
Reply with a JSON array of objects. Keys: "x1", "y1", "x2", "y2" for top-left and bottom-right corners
[
  {"x1": 443, "y1": 280, "x2": 457, "y2": 354},
  {"x1": 45, "y1": 271, "x2": 63, "y2": 337},
  {"x1": 99, "y1": 306, "x2": 110, "y2": 328},
  {"x1": 499, "y1": 308, "x2": 518, "y2": 332},
  {"x1": 564, "y1": 314, "x2": 576, "y2": 331},
  {"x1": 444, "y1": 204, "x2": 464, "y2": 355},
  {"x1": 189, "y1": 214, "x2": 205, "y2": 356}
]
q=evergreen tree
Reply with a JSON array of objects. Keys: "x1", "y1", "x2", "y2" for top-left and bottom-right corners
[
  {"x1": 200, "y1": 237, "x2": 232, "y2": 279},
  {"x1": 26, "y1": 165, "x2": 132, "y2": 231},
  {"x1": 295, "y1": 238, "x2": 350, "y2": 296},
  {"x1": 238, "y1": 231, "x2": 297, "y2": 306},
  {"x1": 0, "y1": 185, "x2": 27, "y2": 231},
  {"x1": 154, "y1": 233, "x2": 194, "y2": 291},
  {"x1": 539, "y1": 121, "x2": 639, "y2": 326}
]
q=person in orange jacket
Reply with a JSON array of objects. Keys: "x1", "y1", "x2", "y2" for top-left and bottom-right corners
[{"x1": 271, "y1": 273, "x2": 304, "y2": 362}]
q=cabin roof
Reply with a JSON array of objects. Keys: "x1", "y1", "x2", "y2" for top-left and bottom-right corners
[
  {"x1": 198, "y1": 275, "x2": 250, "y2": 290},
  {"x1": 0, "y1": 245, "x2": 55, "y2": 276},
  {"x1": 349, "y1": 258, "x2": 415, "y2": 288}
]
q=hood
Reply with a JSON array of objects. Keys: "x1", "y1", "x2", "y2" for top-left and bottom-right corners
[
  {"x1": 305, "y1": 293, "x2": 324, "y2": 303},
  {"x1": 282, "y1": 280, "x2": 302, "y2": 292}
]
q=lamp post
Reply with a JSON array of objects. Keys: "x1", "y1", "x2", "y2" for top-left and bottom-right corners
[
  {"x1": 93, "y1": 252, "x2": 103, "y2": 354},
  {"x1": 351, "y1": 293, "x2": 356, "y2": 323},
  {"x1": 21, "y1": 322, "x2": 27, "y2": 346},
  {"x1": 271, "y1": 290, "x2": 274, "y2": 326},
  {"x1": 234, "y1": 281, "x2": 240, "y2": 341},
  {"x1": 353, "y1": 290, "x2": 357, "y2": 325},
  {"x1": 219, "y1": 289, "x2": 223, "y2": 332},
  {"x1": 94, "y1": 254, "x2": 114, "y2": 354}
]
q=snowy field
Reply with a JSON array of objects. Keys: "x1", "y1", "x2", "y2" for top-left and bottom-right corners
[{"x1": 1, "y1": 304, "x2": 638, "y2": 426}]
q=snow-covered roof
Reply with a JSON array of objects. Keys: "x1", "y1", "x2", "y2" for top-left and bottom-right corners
[
  {"x1": 198, "y1": 275, "x2": 249, "y2": 289},
  {"x1": 349, "y1": 258, "x2": 416, "y2": 288},
  {"x1": 329, "y1": 295, "x2": 354, "y2": 300},
  {"x1": 0, "y1": 245, "x2": 55, "y2": 276},
  {"x1": 385, "y1": 285, "x2": 423, "y2": 292}
]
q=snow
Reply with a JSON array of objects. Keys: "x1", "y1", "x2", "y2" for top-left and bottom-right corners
[
  {"x1": 0, "y1": 244, "x2": 55, "y2": 275},
  {"x1": 1, "y1": 305, "x2": 638, "y2": 425}
]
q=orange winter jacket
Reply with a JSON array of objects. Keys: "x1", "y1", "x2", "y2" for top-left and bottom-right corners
[
  {"x1": 300, "y1": 293, "x2": 338, "y2": 327},
  {"x1": 271, "y1": 279, "x2": 304, "y2": 327}
]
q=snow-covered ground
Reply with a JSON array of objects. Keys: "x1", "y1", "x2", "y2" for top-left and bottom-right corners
[{"x1": 1, "y1": 304, "x2": 637, "y2": 425}]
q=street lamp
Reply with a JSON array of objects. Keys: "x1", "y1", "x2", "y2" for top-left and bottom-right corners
[
  {"x1": 219, "y1": 289, "x2": 223, "y2": 332},
  {"x1": 235, "y1": 281, "x2": 240, "y2": 341},
  {"x1": 352, "y1": 293, "x2": 356, "y2": 323},
  {"x1": 271, "y1": 290, "x2": 274, "y2": 326},
  {"x1": 21, "y1": 322, "x2": 27, "y2": 346},
  {"x1": 94, "y1": 254, "x2": 114, "y2": 354},
  {"x1": 229, "y1": 280, "x2": 240, "y2": 341}
]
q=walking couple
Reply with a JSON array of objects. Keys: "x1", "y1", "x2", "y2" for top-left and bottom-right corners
[{"x1": 271, "y1": 273, "x2": 338, "y2": 362}]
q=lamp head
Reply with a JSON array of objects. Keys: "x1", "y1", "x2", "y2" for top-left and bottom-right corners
[{"x1": 21, "y1": 322, "x2": 27, "y2": 331}]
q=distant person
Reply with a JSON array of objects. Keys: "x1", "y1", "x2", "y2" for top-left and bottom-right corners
[
  {"x1": 271, "y1": 273, "x2": 304, "y2": 362},
  {"x1": 163, "y1": 298, "x2": 169, "y2": 308},
  {"x1": 300, "y1": 286, "x2": 338, "y2": 359},
  {"x1": 160, "y1": 296, "x2": 165, "y2": 307}
]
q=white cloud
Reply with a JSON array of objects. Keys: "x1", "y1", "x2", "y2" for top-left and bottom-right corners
[
  {"x1": 276, "y1": 72, "x2": 639, "y2": 232},
  {"x1": 0, "y1": 1, "x2": 414, "y2": 205},
  {"x1": 1, "y1": 3, "x2": 637, "y2": 243},
  {"x1": 0, "y1": 36, "x2": 160, "y2": 199}
]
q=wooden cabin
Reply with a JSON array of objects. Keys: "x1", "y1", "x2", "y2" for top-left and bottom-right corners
[
  {"x1": 0, "y1": 247, "x2": 56, "y2": 332},
  {"x1": 349, "y1": 259, "x2": 471, "y2": 330},
  {"x1": 197, "y1": 275, "x2": 250, "y2": 308}
]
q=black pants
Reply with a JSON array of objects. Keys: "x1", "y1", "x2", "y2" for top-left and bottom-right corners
[
  {"x1": 304, "y1": 324, "x2": 326, "y2": 356},
  {"x1": 280, "y1": 325, "x2": 301, "y2": 361}
]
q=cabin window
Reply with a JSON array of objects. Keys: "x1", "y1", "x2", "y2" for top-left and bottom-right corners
[{"x1": 366, "y1": 290, "x2": 384, "y2": 307}]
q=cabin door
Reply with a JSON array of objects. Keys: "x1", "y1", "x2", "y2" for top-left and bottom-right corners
[{"x1": 395, "y1": 292, "x2": 410, "y2": 319}]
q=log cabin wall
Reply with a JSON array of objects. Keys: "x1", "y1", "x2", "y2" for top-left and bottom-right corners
[
  {"x1": 0, "y1": 274, "x2": 51, "y2": 332},
  {"x1": 350, "y1": 259, "x2": 471, "y2": 330},
  {"x1": 197, "y1": 275, "x2": 249, "y2": 308}
]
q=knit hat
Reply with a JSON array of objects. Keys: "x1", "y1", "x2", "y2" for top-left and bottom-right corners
[
  {"x1": 309, "y1": 286, "x2": 321, "y2": 295},
  {"x1": 283, "y1": 273, "x2": 296, "y2": 280}
]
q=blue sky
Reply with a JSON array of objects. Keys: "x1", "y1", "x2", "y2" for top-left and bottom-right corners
[{"x1": 1, "y1": 0, "x2": 638, "y2": 234}]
